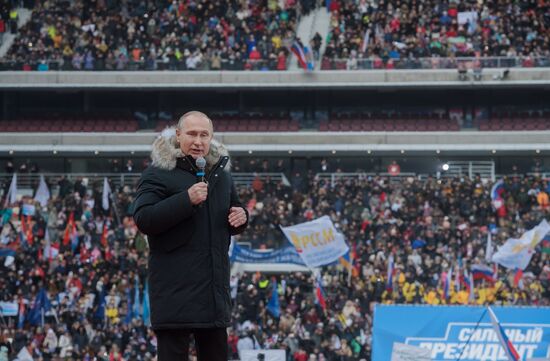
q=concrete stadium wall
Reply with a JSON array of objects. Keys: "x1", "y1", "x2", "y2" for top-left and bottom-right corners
[
  {"x1": 0, "y1": 69, "x2": 549, "y2": 89},
  {"x1": 1, "y1": 131, "x2": 549, "y2": 154}
]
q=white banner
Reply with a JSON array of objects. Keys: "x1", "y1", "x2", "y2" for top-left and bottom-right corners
[
  {"x1": 492, "y1": 219, "x2": 550, "y2": 270},
  {"x1": 0, "y1": 301, "x2": 18, "y2": 316},
  {"x1": 457, "y1": 11, "x2": 478, "y2": 25},
  {"x1": 281, "y1": 216, "x2": 349, "y2": 268}
]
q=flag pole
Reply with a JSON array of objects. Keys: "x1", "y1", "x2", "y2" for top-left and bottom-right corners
[{"x1": 455, "y1": 308, "x2": 487, "y2": 361}]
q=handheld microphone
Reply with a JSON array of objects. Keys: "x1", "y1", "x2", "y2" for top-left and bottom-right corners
[{"x1": 196, "y1": 156, "x2": 206, "y2": 183}]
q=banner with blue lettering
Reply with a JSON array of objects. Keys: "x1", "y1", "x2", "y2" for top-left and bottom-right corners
[
  {"x1": 372, "y1": 305, "x2": 550, "y2": 361},
  {"x1": 230, "y1": 243, "x2": 306, "y2": 265}
]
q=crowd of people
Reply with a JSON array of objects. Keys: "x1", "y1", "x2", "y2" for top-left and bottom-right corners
[
  {"x1": 2, "y1": 0, "x2": 299, "y2": 71},
  {"x1": 3, "y1": 0, "x2": 550, "y2": 71},
  {"x1": 0, "y1": 167, "x2": 549, "y2": 360},
  {"x1": 322, "y1": 0, "x2": 550, "y2": 69}
]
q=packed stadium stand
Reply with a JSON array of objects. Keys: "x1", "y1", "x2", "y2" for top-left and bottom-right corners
[
  {"x1": 0, "y1": 0, "x2": 550, "y2": 359},
  {"x1": 0, "y1": 169, "x2": 549, "y2": 359},
  {"x1": 1, "y1": 0, "x2": 298, "y2": 71},
  {"x1": 1, "y1": 0, "x2": 549, "y2": 71}
]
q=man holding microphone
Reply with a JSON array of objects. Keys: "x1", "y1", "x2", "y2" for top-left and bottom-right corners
[{"x1": 133, "y1": 111, "x2": 248, "y2": 360}]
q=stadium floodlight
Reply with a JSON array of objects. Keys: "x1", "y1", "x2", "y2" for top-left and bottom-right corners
[
  {"x1": 442, "y1": 163, "x2": 450, "y2": 171},
  {"x1": 288, "y1": 150, "x2": 293, "y2": 154},
  {"x1": 536, "y1": 149, "x2": 540, "y2": 154}
]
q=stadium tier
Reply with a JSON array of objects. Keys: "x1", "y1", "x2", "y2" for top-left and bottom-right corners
[
  {"x1": 0, "y1": 172, "x2": 548, "y2": 360},
  {"x1": 1, "y1": 0, "x2": 548, "y2": 71}
]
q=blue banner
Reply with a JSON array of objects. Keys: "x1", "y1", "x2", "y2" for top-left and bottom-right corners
[
  {"x1": 373, "y1": 305, "x2": 550, "y2": 361},
  {"x1": 230, "y1": 243, "x2": 306, "y2": 265}
]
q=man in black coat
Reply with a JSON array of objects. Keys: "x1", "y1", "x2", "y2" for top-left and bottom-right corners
[{"x1": 133, "y1": 111, "x2": 249, "y2": 360}]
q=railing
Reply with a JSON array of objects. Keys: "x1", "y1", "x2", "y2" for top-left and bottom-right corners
[
  {"x1": 441, "y1": 161, "x2": 495, "y2": 182},
  {"x1": 0, "y1": 58, "x2": 286, "y2": 71},
  {"x1": 0, "y1": 172, "x2": 290, "y2": 193},
  {"x1": 321, "y1": 56, "x2": 550, "y2": 70},
  {"x1": 3, "y1": 56, "x2": 549, "y2": 71},
  {"x1": 232, "y1": 173, "x2": 290, "y2": 187},
  {"x1": 315, "y1": 172, "x2": 423, "y2": 188}
]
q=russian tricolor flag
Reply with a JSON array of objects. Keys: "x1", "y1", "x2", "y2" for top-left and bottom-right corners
[
  {"x1": 471, "y1": 264, "x2": 496, "y2": 283},
  {"x1": 386, "y1": 254, "x2": 395, "y2": 291},
  {"x1": 291, "y1": 41, "x2": 309, "y2": 70},
  {"x1": 443, "y1": 267, "x2": 452, "y2": 300},
  {"x1": 488, "y1": 307, "x2": 521, "y2": 361},
  {"x1": 491, "y1": 179, "x2": 505, "y2": 210},
  {"x1": 314, "y1": 276, "x2": 327, "y2": 311}
]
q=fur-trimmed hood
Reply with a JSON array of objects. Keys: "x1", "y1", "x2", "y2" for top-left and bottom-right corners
[{"x1": 151, "y1": 126, "x2": 230, "y2": 171}]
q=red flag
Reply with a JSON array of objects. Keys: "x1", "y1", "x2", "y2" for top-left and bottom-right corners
[
  {"x1": 63, "y1": 212, "x2": 74, "y2": 246},
  {"x1": 513, "y1": 268, "x2": 523, "y2": 289},
  {"x1": 100, "y1": 221, "x2": 109, "y2": 248},
  {"x1": 26, "y1": 216, "x2": 34, "y2": 245}
]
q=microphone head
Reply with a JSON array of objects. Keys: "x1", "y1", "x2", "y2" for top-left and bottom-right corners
[{"x1": 195, "y1": 156, "x2": 206, "y2": 170}]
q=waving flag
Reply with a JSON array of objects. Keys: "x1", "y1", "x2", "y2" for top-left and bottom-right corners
[
  {"x1": 513, "y1": 268, "x2": 524, "y2": 289},
  {"x1": 485, "y1": 232, "x2": 493, "y2": 262},
  {"x1": 471, "y1": 264, "x2": 496, "y2": 283},
  {"x1": 102, "y1": 177, "x2": 112, "y2": 210},
  {"x1": 142, "y1": 280, "x2": 151, "y2": 326},
  {"x1": 4, "y1": 173, "x2": 17, "y2": 207},
  {"x1": 314, "y1": 275, "x2": 327, "y2": 311},
  {"x1": 34, "y1": 175, "x2": 50, "y2": 207},
  {"x1": 491, "y1": 179, "x2": 505, "y2": 211},
  {"x1": 487, "y1": 307, "x2": 520, "y2": 361},
  {"x1": 266, "y1": 279, "x2": 280, "y2": 318},
  {"x1": 17, "y1": 299, "x2": 25, "y2": 329},
  {"x1": 28, "y1": 288, "x2": 51, "y2": 326},
  {"x1": 386, "y1": 254, "x2": 395, "y2": 291},
  {"x1": 132, "y1": 276, "x2": 141, "y2": 318},
  {"x1": 290, "y1": 41, "x2": 309, "y2": 70},
  {"x1": 124, "y1": 288, "x2": 133, "y2": 325},
  {"x1": 443, "y1": 267, "x2": 452, "y2": 300},
  {"x1": 492, "y1": 219, "x2": 550, "y2": 269}
]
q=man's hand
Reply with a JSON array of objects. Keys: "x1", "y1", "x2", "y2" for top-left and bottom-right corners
[
  {"x1": 228, "y1": 207, "x2": 247, "y2": 227},
  {"x1": 188, "y1": 182, "x2": 208, "y2": 205}
]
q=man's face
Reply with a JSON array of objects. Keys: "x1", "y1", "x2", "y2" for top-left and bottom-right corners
[{"x1": 176, "y1": 115, "x2": 213, "y2": 159}]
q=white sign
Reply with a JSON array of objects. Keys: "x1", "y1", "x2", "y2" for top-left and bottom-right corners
[
  {"x1": 391, "y1": 342, "x2": 432, "y2": 361},
  {"x1": 0, "y1": 302, "x2": 18, "y2": 316},
  {"x1": 281, "y1": 216, "x2": 349, "y2": 268},
  {"x1": 240, "y1": 350, "x2": 286, "y2": 361},
  {"x1": 457, "y1": 11, "x2": 478, "y2": 25}
]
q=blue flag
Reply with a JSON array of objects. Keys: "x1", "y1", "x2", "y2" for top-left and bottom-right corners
[
  {"x1": 266, "y1": 280, "x2": 280, "y2": 318},
  {"x1": 132, "y1": 276, "x2": 141, "y2": 319},
  {"x1": 142, "y1": 280, "x2": 151, "y2": 327},
  {"x1": 94, "y1": 289, "x2": 106, "y2": 321},
  {"x1": 124, "y1": 287, "x2": 133, "y2": 325},
  {"x1": 0, "y1": 248, "x2": 16, "y2": 257},
  {"x1": 17, "y1": 301, "x2": 25, "y2": 329},
  {"x1": 28, "y1": 288, "x2": 51, "y2": 326}
]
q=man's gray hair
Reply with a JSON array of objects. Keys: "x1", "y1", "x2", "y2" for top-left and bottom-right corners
[{"x1": 177, "y1": 111, "x2": 214, "y2": 131}]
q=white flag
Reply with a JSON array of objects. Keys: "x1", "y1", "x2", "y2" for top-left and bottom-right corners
[
  {"x1": 4, "y1": 173, "x2": 17, "y2": 206},
  {"x1": 34, "y1": 175, "x2": 50, "y2": 207},
  {"x1": 492, "y1": 219, "x2": 550, "y2": 270},
  {"x1": 102, "y1": 177, "x2": 111, "y2": 210},
  {"x1": 485, "y1": 232, "x2": 493, "y2": 263}
]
